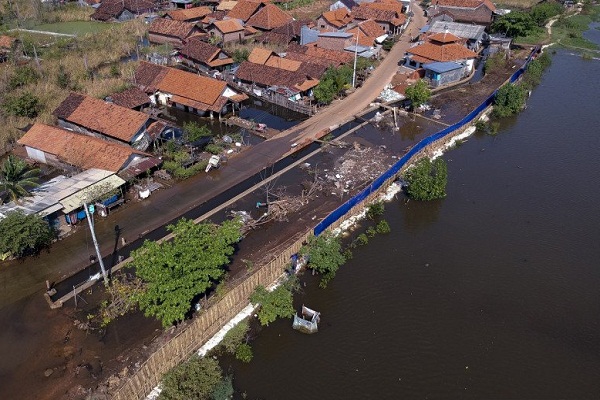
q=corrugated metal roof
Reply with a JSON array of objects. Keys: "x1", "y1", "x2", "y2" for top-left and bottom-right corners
[
  {"x1": 427, "y1": 21, "x2": 486, "y2": 40},
  {"x1": 61, "y1": 174, "x2": 126, "y2": 213},
  {"x1": 424, "y1": 61, "x2": 463, "y2": 73}
]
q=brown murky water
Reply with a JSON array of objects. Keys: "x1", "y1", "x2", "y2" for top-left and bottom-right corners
[{"x1": 223, "y1": 49, "x2": 600, "y2": 399}]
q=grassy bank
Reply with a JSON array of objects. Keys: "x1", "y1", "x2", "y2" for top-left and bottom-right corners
[{"x1": 552, "y1": 4, "x2": 600, "y2": 49}]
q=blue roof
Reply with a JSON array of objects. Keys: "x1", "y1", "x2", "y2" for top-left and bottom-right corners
[
  {"x1": 419, "y1": 25, "x2": 430, "y2": 33},
  {"x1": 424, "y1": 61, "x2": 463, "y2": 74},
  {"x1": 300, "y1": 26, "x2": 319, "y2": 45}
]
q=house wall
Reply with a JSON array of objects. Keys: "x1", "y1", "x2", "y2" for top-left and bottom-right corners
[
  {"x1": 222, "y1": 30, "x2": 244, "y2": 44},
  {"x1": 426, "y1": 67, "x2": 464, "y2": 87}
]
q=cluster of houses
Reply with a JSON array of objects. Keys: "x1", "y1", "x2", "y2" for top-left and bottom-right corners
[
  {"x1": 1, "y1": 0, "x2": 510, "y2": 232},
  {"x1": 397, "y1": 0, "x2": 510, "y2": 90},
  {"x1": 86, "y1": 0, "x2": 412, "y2": 107}
]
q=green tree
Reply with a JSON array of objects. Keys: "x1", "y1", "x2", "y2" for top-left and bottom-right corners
[
  {"x1": 405, "y1": 79, "x2": 431, "y2": 110},
  {"x1": 250, "y1": 280, "x2": 296, "y2": 326},
  {"x1": 131, "y1": 218, "x2": 242, "y2": 327},
  {"x1": 491, "y1": 11, "x2": 537, "y2": 37},
  {"x1": 530, "y1": 2, "x2": 563, "y2": 27},
  {"x1": 211, "y1": 376, "x2": 235, "y2": 400},
  {"x1": 0, "y1": 211, "x2": 56, "y2": 258},
  {"x1": 314, "y1": 65, "x2": 353, "y2": 104},
  {"x1": 235, "y1": 343, "x2": 253, "y2": 363},
  {"x1": 313, "y1": 78, "x2": 337, "y2": 104},
  {"x1": 302, "y1": 232, "x2": 346, "y2": 288},
  {"x1": 404, "y1": 158, "x2": 448, "y2": 201},
  {"x1": 159, "y1": 356, "x2": 222, "y2": 400},
  {"x1": 493, "y1": 83, "x2": 526, "y2": 117},
  {"x1": 220, "y1": 319, "x2": 249, "y2": 354},
  {"x1": 2, "y1": 91, "x2": 42, "y2": 118},
  {"x1": 183, "y1": 121, "x2": 212, "y2": 142},
  {"x1": 0, "y1": 155, "x2": 40, "y2": 203}
]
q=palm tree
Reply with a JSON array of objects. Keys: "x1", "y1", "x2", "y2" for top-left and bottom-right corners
[{"x1": 0, "y1": 155, "x2": 40, "y2": 203}]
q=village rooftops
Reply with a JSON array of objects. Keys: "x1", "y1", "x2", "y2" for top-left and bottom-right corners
[
  {"x1": 166, "y1": 6, "x2": 212, "y2": 21},
  {"x1": 157, "y1": 68, "x2": 227, "y2": 107},
  {"x1": 53, "y1": 93, "x2": 150, "y2": 143},
  {"x1": 287, "y1": 43, "x2": 354, "y2": 65},
  {"x1": 148, "y1": 18, "x2": 197, "y2": 40},
  {"x1": 217, "y1": 1, "x2": 238, "y2": 11},
  {"x1": 321, "y1": 8, "x2": 352, "y2": 28},
  {"x1": 428, "y1": 31, "x2": 463, "y2": 43},
  {"x1": 407, "y1": 39, "x2": 477, "y2": 63},
  {"x1": 91, "y1": 0, "x2": 155, "y2": 21},
  {"x1": 235, "y1": 61, "x2": 319, "y2": 91},
  {"x1": 18, "y1": 123, "x2": 150, "y2": 173},
  {"x1": 246, "y1": 4, "x2": 293, "y2": 30}
]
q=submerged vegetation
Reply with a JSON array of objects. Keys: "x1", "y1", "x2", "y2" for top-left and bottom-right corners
[
  {"x1": 302, "y1": 232, "x2": 347, "y2": 288},
  {"x1": 404, "y1": 158, "x2": 448, "y2": 201}
]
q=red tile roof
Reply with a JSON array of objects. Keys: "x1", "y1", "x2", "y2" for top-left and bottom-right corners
[
  {"x1": 18, "y1": 123, "x2": 148, "y2": 172},
  {"x1": 235, "y1": 61, "x2": 314, "y2": 88},
  {"x1": 212, "y1": 18, "x2": 245, "y2": 33},
  {"x1": 248, "y1": 47, "x2": 274, "y2": 64},
  {"x1": 166, "y1": 6, "x2": 212, "y2": 21},
  {"x1": 246, "y1": 4, "x2": 293, "y2": 30},
  {"x1": 407, "y1": 41, "x2": 477, "y2": 63},
  {"x1": 433, "y1": 0, "x2": 495, "y2": 11},
  {"x1": 91, "y1": 0, "x2": 155, "y2": 21},
  {"x1": 428, "y1": 31, "x2": 462, "y2": 43},
  {"x1": 134, "y1": 61, "x2": 169, "y2": 92},
  {"x1": 351, "y1": 4, "x2": 404, "y2": 26},
  {"x1": 148, "y1": 18, "x2": 197, "y2": 40},
  {"x1": 179, "y1": 37, "x2": 233, "y2": 67},
  {"x1": 290, "y1": 43, "x2": 354, "y2": 65},
  {"x1": 321, "y1": 8, "x2": 352, "y2": 28},
  {"x1": 227, "y1": 0, "x2": 264, "y2": 21},
  {"x1": 108, "y1": 87, "x2": 151, "y2": 109},
  {"x1": 154, "y1": 67, "x2": 227, "y2": 106},
  {"x1": 53, "y1": 93, "x2": 149, "y2": 142}
]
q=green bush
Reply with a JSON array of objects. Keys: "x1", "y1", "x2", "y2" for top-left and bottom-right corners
[
  {"x1": 493, "y1": 83, "x2": 527, "y2": 118},
  {"x1": 211, "y1": 376, "x2": 234, "y2": 400},
  {"x1": 205, "y1": 144, "x2": 223, "y2": 155},
  {"x1": 301, "y1": 233, "x2": 347, "y2": 288},
  {"x1": 159, "y1": 356, "x2": 222, "y2": 400},
  {"x1": 404, "y1": 158, "x2": 448, "y2": 201},
  {"x1": 8, "y1": 66, "x2": 39, "y2": 90},
  {"x1": 250, "y1": 283, "x2": 295, "y2": 326},
  {"x1": 366, "y1": 202, "x2": 385, "y2": 219},
  {"x1": 183, "y1": 121, "x2": 212, "y2": 142},
  {"x1": 220, "y1": 320, "x2": 249, "y2": 354},
  {"x1": 235, "y1": 343, "x2": 253, "y2": 363},
  {"x1": 530, "y1": 2, "x2": 563, "y2": 26},
  {"x1": 376, "y1": 220, "x2": 391, "y2": 234},
  {"x1": 366, "y1": 226, "x2": 377, "y2": 238},
  {"x1": 2, "y1": 92, "x2": 42, "y2": 118}
]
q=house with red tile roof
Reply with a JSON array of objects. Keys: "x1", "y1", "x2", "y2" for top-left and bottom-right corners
[
  {"x1": 53, "y1": 93, "x2": 154, "y2": 150},
  {"x1": 317, "y1": 8, "x2": 353, "y2": 30},
  {"x1": 351, "y1": 2, "x2": 407, "y2": 34},
  {"x1": 255, "y1": 19, "x2": 314, "y2": 46},
  {"x1": 106, "y1": 87, "x2": 151, "y2": 110},
  {"x1": 404, "y1": 31, "x2": 477, "y2": 76},
  {"x1": 134, "y1": 62, "x2": 247, "y2": 117},
  {"x1": 346, "y1": 19, "x2": 386, "y2": 47},
  {"x1": 246, "y1": 4, "x2": 293, "y2": 31},
  {"x1": 17, "y1": 123, "x2": 159, "y2": 176},
  {"x1": 207, "y1": 19, "x2": 246, "y2": 43},
  {"x1": 91, "y1": 0, "x2": 156, "y2": 22},
  {"x1": 179, "y1": 36, "x2": 234, "y2": 72},
  {"x1": 427, "y1": 0, "x2": 497, "y2": 26},
  {"x1": 148, "y1": 18, "x2": 202, "y2": 48},
  {"x1": 165, "y1": 6, "x2": 212, "y2": 23},
  {"x1": 234, "y1": 61, "x2": 320, "y2": 99}
]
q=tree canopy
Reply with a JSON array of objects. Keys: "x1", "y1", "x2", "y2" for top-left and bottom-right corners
[
  {"x1": 404, "y1": 158, "x2": 448, "y2": 201},
  {"x1": 131, "y1": 218, "x2": 242, "y2": 327},
  {"x1": 159, "y1": 356, "x2": 223, "y2": 400},
  {"x1": 0, "y1": 211, "x2": 56, "y2": 258},
  {"x1": 0, "y1": 155, "x2": 40, "y2": 203},
  {"x1": 314, "y1": 65, "x2": 353, "y2": 104},
  {"x1": 491, "y1": 11, "x2": 537, "y2": 37},
  {"x1": 493, "y1": 83, "x2": 527, "y2": 118},
  {"x1": 250, "y1": 278, "x2": 296, "y2": 326},
  {"x1": 302, "y1": 233, "x2": 346, "y2": 288},
  {"x1": 405, "y1": 79, "x2": 431, "y2": 110}
]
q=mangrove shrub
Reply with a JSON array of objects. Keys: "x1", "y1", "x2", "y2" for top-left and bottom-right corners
[
  {"x1": 250, "y1": 281, "x2": 296, "y2": 326},
  {"x1": 404, "y1": 158, "x2": 448, "y2": 201},
  {"x1": 493, "y1": 83, "x2": 527, "y2": 118},
  {"x1": 159, "y1": 356, "x2": 222, "y2": 400},
  {"x1": 303, "y1": 232, "x2": 347, "y2": 288}
]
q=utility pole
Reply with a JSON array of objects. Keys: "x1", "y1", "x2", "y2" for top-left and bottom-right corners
[
  {"x1": 83, "y1": 202, "x2": 109, "y2": 286},
  {"x1": 352, "y1": 29, "x2": 359, "y2": 88}
]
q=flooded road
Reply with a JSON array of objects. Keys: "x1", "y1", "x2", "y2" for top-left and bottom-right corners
[{"x1": 223, "y1": 49, "x2": 600, "y2": 398}]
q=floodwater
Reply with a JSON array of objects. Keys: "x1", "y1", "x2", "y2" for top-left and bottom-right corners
[{"x1": 223, "y1": 50, "x2": 600, "y2": 398}]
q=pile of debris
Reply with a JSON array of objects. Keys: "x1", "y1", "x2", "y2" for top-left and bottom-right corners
[{"x1": 325, "y1": 142, "x2": 393, "y2": 198}]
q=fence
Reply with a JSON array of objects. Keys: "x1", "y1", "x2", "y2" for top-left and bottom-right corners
[{"x1": 112, "y1": 46, "x2": 540, "y2": 400}]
